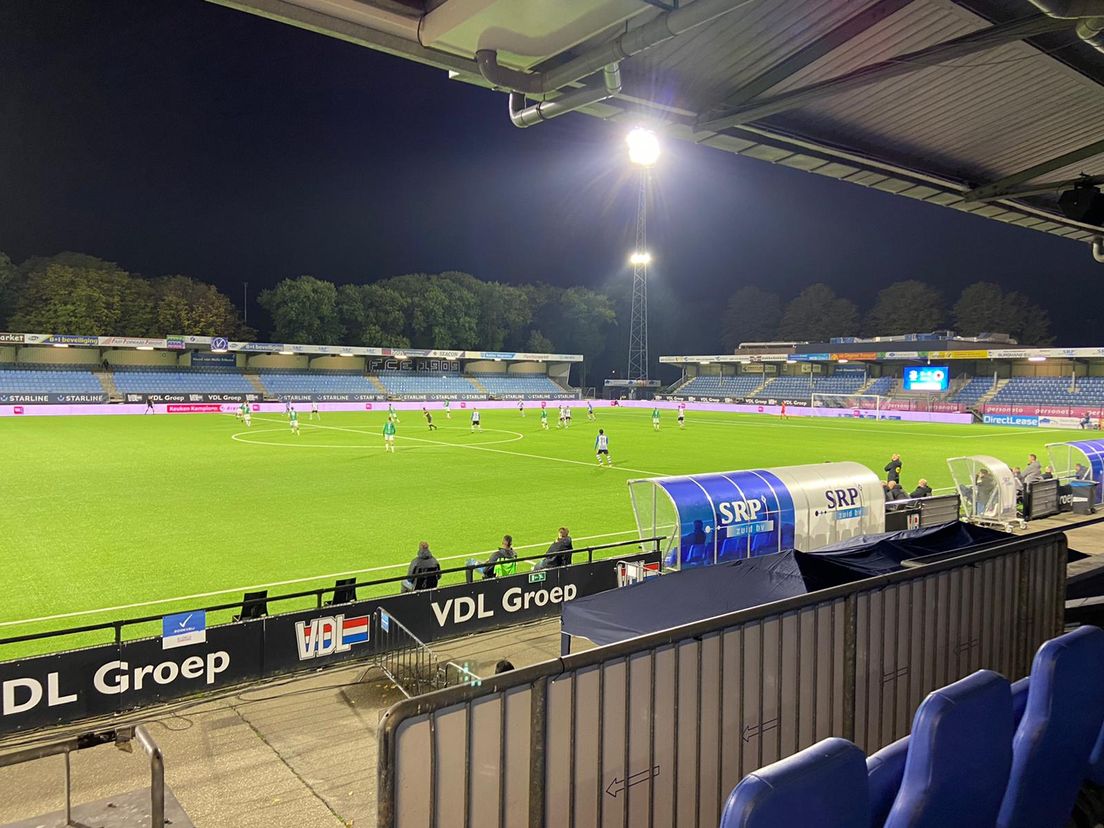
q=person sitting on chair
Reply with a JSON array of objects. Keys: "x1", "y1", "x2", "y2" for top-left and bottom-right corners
[
  {"x1": 909, "y1": 479, "x2": 933, "y2": 499},
  {"x1": 534, "y1": 527, "x2": 573, "y2": 570},
  {"x1": 402, "y1": 541, "x2": 440, "y2": 592}
]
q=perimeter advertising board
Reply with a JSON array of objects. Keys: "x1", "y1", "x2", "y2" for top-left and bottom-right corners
[{"x1": 0, "y1": 554, "x2": 653, "y2": 734}]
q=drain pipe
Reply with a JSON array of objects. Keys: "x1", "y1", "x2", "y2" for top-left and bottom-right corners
[
  {"x1": 1027, "y1": 1, "x2": 1104, "y2": 53},
  {"x1": 508, "y1": 64, "x2": 621, "y2": 128},
  {"x1": 477, "y1": 0, "x2": 752, "y2": 96},
  {"x1": 1093, "y1": 237, "x2": 1104, "y2": 263}
]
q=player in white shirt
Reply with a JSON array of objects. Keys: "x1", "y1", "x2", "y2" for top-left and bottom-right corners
[
  {"x1": 565, "y1": 405, "x2": 572, "y2": 428},
  {"x1": 518, "y1": 400, "x2": 525, "y2": 417},
  {"x1": 677, "y1": 403, "x2": 686, "y2": 429},
  {"x1": 471, "y1": 407, "x2": 482, "y2": 432},
  {"x1": 310, "y1": 400, "x2": 320, "y2": 420},
  {"x1": 284, "y1": 400, "x2": 292, "y2": 416},
  {"x1": 557, "y1": 406, "x2": 566, "y2": 429},
  {"x1": 587, "y1": 400, "x2": 595, "y2": 421},
  {"x1": 595, "y1": 429, "x2": 612, "y2": 466},
  {"x1": 243, "y1": 408, "x2": 252, "y2": 427}
]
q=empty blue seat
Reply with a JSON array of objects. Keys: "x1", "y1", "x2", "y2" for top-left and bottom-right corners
[
  {"x1": 720, "y1": 737, "x2": 870, "y2": 828},
  {"x1": 867, "y1": 736, "x2": 908, "y2": 827},
  {"x1": 997, "y1": 625, "x2": 1104, "y2": 828},
  {"x1": 883, "y1": 669, "x2": 1013, "y2": 828}
]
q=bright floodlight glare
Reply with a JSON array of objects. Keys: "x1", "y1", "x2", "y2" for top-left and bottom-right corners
[
  {"x1": 626, "y1": 128, "x2": 660, "y2": 166},
  {"x1": 629, "y1": 251, "x2": 652, "y2": 266}
]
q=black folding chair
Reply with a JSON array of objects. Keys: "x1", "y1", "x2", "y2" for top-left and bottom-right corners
[
  {"x1": 327, "y1": 578, "x2": 357, "y2": 606},
  {"x1": 233, "y1": 590, "x2": 268, "y2": 621}
]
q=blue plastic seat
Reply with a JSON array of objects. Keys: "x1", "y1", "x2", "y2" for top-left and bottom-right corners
[
  {"x1": 867, "y1": 736, "x2": 908, "y2": 827},
  {"x1": 884, "y1": 669, "x2": 1013, "y2": 828},
  {"x1": 997, "y1": 625, "x2": 1104, "y2": 828},
  {"x1": 720, "y1": 737, "x2": 870, "y2": 828}
]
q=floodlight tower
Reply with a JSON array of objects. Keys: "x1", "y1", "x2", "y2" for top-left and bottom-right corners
[{"x1": 626, "y1": 127, "x2": 659, "y2": 382}]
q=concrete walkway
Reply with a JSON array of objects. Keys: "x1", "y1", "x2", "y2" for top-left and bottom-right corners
[{"x1": 2, "y1": 513, "x2": 1102, "y2": 827}]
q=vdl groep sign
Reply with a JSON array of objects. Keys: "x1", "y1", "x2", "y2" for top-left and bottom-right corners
[{"x1": 629, "y1": 462, "x2": 884, "y2": 570}]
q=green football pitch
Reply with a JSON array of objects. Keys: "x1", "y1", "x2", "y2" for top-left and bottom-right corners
[{"x1": 0, "y1": 408, "x2": 1063, "y2": 656}]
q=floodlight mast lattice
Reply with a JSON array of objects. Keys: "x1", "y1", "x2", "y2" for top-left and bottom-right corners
[{"x1": 626, "y1": 128, "x2": 658, "y2": 383}]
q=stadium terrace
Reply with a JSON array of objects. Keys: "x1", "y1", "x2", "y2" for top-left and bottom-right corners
[{"x1": 662, "y1": 330, "x2": 1104, "y2": 429}]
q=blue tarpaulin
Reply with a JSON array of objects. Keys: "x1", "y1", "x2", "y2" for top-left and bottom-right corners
[{"x1": 562, "y1": 523, "x2": 1009, "y2": 647}]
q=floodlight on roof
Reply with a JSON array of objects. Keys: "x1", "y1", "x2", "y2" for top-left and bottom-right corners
[
  {"x1": 626, "y1": 128, "x2": 660, "y2": 167},
  {"x1": 629, "y1": 251, "x2": 652, "y2": 266}
]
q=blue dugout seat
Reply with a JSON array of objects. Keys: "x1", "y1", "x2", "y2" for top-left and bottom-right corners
[
  {"x1": 719, "y1": 737, "x2": 870, "y2": 828},
  {"x1": 883, "y1": 670, "x2": 1013, "y2": 828},
  {"x1": 867, "y1": 737, "x2": 908, "y2": 827},
  {"x1": 997, "y1": 625, "x2": 1104, "y2": 828}
]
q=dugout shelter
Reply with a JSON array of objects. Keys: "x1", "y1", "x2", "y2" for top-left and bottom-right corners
[
  {"x1": 946, "y1": 454, "x2": 1023, "y2": 529},
  {"x1": 628, "y1": 462, "x2": 884, "y2": 569}
]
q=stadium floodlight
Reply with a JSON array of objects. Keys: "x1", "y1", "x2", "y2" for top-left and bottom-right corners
[
  {"x1": 136, "y1": 346, "x2": 155, "y2": 351},
  {"x1": 279, "y1": 350, "x2": 293, "y2": 355},
  {"x1": 626, "y1": 128, "x2": 660, "y2": 167},
  {"x1": 629, "y1": 250, "x2": 652, "y2": 266},
  {"x1": 52, "y1": 343, "x2": 69, "y2": 348},
  {"x1": 838, "y1": 358, "x2": 849, "y2": 364},
  {"x1": 339, "y1": 352, "x2": 354, "y2": 357},
  {"x1": 1028, "y1": 355, "x2": 1047, "y2": 362}
]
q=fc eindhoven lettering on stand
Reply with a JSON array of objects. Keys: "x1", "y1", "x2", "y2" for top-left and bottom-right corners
[{"x1": 294, "y1": 614, "x2": 370, "y2": 661}]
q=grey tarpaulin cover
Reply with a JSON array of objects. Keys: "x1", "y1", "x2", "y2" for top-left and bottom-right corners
[{"x1": 562, "y1": 523, "x2": 1010, "y2": 646}]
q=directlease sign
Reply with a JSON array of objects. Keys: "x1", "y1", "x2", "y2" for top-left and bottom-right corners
[{"x1": 983, "y1": 413, "x2": 1039, "y2": 427}]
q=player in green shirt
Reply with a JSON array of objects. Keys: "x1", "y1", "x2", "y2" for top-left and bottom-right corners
[
  {"x1": 540, "y1": 407, "x2": 549, "y2": 430},
  {"x1": 652, "y1": 407, "x2": 661, "y2": 431},
  {"x1": 387, "y1": 403, "x2": 399, "y2": 423},
  {"x1": 383, "y1": 418, "x2": 397, "y2": 453},
  {"x1": 289, "y1": 407, "x2": 300, "y2": 435}
]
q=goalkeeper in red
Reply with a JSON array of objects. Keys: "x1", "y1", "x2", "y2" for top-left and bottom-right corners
[{"x1": 595, "y1": 429, "x2": 612, "y2": 466}]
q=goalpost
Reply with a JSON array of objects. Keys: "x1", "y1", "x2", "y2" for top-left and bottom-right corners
[{"x1": 809, "y1": 393, "x2": 884, "y2": 420}]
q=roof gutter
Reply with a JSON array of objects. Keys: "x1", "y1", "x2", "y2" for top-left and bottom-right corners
[
  {"x1": 1026, "y1": 1, "x2": 1104, "y2": 53},
  {"x1": 476, "y1": 0, "x2": 752, "y2": 96},
  {"x1": 508, "y1": 64, "x2": 621, "y2": 128}
]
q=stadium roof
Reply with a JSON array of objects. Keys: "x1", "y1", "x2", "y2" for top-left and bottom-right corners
[{"x1": 211, "y1": 0, "x2": 1104, "y2": 260}]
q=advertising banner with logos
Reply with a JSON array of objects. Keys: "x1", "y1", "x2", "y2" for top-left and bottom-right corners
[
  {"x1": 0, "y1": 554, "x2": 653, "y2": 734},
  {"x1": 124, "y1": 393, "x2": 262, "y2": 404},
  {"x1": 0, "y1": 393, "x2": 107, "y2": 404},
  {"x1": 273, "y1": 393, "x2": 385, "y2": 403}
]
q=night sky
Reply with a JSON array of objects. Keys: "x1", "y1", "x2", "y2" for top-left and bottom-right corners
[{"x1": 2, "y1": 0, "x2": 1103, "y2": 350}]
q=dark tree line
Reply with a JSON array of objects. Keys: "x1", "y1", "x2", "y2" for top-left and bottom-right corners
[
  {"x1": 0, "y1": 250, "x2": 1055, "y2": 383},
  {"x1": 721, "y1": 280, "x2": 1052, "y2": 349}
]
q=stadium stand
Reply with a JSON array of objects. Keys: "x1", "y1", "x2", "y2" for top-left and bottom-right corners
[
  {"x1": 865, "y1": 376, "x2": 895, "y2": 396},
  {"x1": 375, "y1": 371, "x2": 480, "y2": 395},
  {"x1": 757, "y1": 374, "x2": 866, "y2": 399},
  {"x1": 112, "y1": 369, "x2": 255, "y2": 394},
  {"x1": 720, "y1": 627, "x2": 1104, "y2": 828},
  {"x1": 259, "y1": 371, "x2": 380, "y2": 396},
  {"x1": 991, "y1": 377, "x2": 1104, "y2": 406},
  {"x1": 952, "y1": 377, "x2": 995, "y2": 405},
  {"x1": 470, "y1": 374, "x2": 564, "y2": 396},
  {"x1": 0, "y1": 368, "x2": 103, "y2": 393},
  {"x1": 669, "y1": 375, "x2": 764, "y2": 398}
]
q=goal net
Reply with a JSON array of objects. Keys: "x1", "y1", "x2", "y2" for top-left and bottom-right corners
[{"x1": 809, "y1": 393, "x2": 884, "y2": 420}]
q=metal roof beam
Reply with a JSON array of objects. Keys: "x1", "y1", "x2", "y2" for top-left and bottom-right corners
[
  {"x1": 695, "y1": 14, "x2": 1073, "y2": 133},
  {"x1": 964, "y1": 138, "x2": 1104, "y2": 201},
  {"x1": 700, "y1": 0, "x2": 916, "y2": 118}
]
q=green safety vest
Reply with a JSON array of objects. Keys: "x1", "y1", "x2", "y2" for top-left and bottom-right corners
[{"x1": 494, "y1": 557, "x2": 518, "y2": 578}]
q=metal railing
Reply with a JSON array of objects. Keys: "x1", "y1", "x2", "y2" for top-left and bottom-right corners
[
  {"x1": 377, "y1": 529, "x2": 1067, "y2": 828},
  {"x1": 0, "y1": 724, "x2": 165, "y2": 828},
  {"x1": 374, "y1": 608, "x2": 481, "y2": 698},
  {"x1": 0, "y1": 536, "x2": 664, "y2": 654}
]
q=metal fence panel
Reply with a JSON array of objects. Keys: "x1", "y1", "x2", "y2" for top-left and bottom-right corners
[{"x1": 379, "y1": 533, "x2": 1067, "y2": 828}]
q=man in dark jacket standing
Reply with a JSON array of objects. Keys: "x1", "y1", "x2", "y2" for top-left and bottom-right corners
[
  {"x1": 884, "y1": 454, "x2": 902, "y2": 484},
  {"x1": 534, "y1": 527, "x2": 573, "y2": 570},
  {"x1": 403, "y1": 541, "x2": 441, "y2": 592}
]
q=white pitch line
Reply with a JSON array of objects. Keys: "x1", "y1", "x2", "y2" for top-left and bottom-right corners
[
  {"x1": 0, "y1": 528, "x2": 645, "y2": 629},
  {"x1": 252, "y1": 416, "x2": 666, "y2": 476}
]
